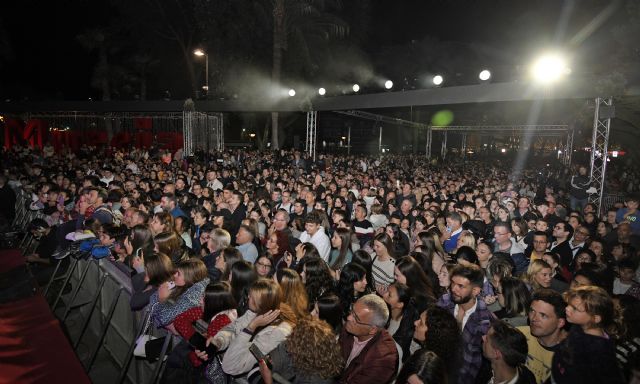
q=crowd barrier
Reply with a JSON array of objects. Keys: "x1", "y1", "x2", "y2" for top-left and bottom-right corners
[
  {"x1": 44, "y1": 253, "x2": 173, "y2": 384},
  {"x1": 9, "y1": 188, "x2": 171, "y2": 384},
  {"x1": 601, "y1": 193, "x2": 626, "y2": 214}
]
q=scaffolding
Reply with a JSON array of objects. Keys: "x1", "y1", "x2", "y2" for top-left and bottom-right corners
[
  {"x1": 182, "y1": 111, "x2": 224, "y2": 156},
  {"x1": 588, "y1": 97, "x2": 614, "y2": 214},
  {"x1": 305, "y1": 111, "x2": 317, "y2": 161},
  {"x1": 20, "y1": 110, "x2": 224, "y2": 154}
]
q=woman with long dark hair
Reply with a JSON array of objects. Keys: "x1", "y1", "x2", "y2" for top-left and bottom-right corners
[
  {"x1": 336, "y1": 263, "x2": 369, "y2": 320},
  {"x1": 372, "y1": 232, "x2": 396, "y2": 294},
  {"x1": 394, "y1": 256, "x2": 437, "y2": 311},
  {"x1": 395, "y1": 349, "x2": 448, "y2": 384},
  {"x1": 383, "y1": 282, "x2": 418, "y2": 362},
  {"x1": 413, "y1": 306, "x2": 462, "y2": 384},
  {"x1": 311, "y1": 293, "x2": 343, "y2": 334},
  {"x1": 328, "y1": 227, "x2": 353, "y2": 275},
  {"x1": 301, "y1": 258, "x2": 335, "y2": 310},
  {"x1": 229, "y1": 260, "x2": 258, "y2": 317},
  {"x1": 351, "y1": 249, "x2": 376, "y2": 293},
  {"x1": 386, "y1": 223, "x2": 410, "y2": 258}
]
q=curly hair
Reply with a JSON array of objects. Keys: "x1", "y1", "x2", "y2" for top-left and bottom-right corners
[
  {"x1": 286, "y1": 317, "x2": 343, "y2": 379},
  {"x1": 419, "y1": 306, "x2": 462, "y2": 382}
]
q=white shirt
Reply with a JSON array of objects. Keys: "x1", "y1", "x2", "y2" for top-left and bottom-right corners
[
  {"x1": 207, "y1": 179, "x2": 223, "y2": 191},
  {"x1": 454, "y1": 298, "x2": 478, "y2": 332},
  {"x1": 298, "y1": 226, "x2": 331, "y2": 262}
]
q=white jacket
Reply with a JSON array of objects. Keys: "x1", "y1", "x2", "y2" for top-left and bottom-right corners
[
  {"x1": 298, "y1": 226, "x2": 331, "y2": 262},
  {"x1": 215, "y1": 310, "x2": 293, "y2": 376}
]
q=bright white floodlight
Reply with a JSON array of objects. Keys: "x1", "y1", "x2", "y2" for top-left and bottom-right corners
[
  {"x1": 352, "y1": 84, "x2": 360, "y2": 93},
  {"x1": 479, "y1": 69, "x2": 492, "y2": 81},
  {"x1": 432, "y1": 75, "x2": 443, "y2": 85},
  {"x1": 288, "y1": 89, "x2": 296, "y2": 97},
  {"x1": 384, "y1": 80, "x2": 393, "y2": 89},
  {"x1": 531, "y1": 54, "x2": 568, "y2": 83},
  {"x1": 318, "y1": 87, "x2": 326, "y2": 96}
]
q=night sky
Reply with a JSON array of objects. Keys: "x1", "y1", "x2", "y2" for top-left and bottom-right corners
[{"x1": 0, "y1": 0, "x2": 631, "y2": 101}]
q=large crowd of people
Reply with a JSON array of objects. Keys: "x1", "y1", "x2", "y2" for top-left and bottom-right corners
[{"x1": 2, "y1": 142, "x2": 640, "y2": 384}]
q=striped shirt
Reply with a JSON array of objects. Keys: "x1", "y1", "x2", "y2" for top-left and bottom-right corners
[{"x1": 372, "y1": 256, "x2": 395, "y2": 289}]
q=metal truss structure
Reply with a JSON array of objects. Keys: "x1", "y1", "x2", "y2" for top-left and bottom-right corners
[
  {"x1": 183, "y1": 111, "x2": 224, "y2": 156},
  {"x1": 588, "y1": 97, "x2": 614, "y2": 214},
  {"x1": 333, "y1": 110, "x2": 427, "y2": 129},
  {"x1": 306, "y1": 111, "x2": 317, "y2": 161}
]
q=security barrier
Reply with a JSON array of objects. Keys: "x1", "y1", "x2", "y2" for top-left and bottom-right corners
[{"x1": 46, "y1": 252, "x2": 170, "y2": 384}]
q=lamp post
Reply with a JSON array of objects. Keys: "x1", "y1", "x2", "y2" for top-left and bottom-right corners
[{"x1": 193, "y1": 49, "x2": 209, "y2": 96}]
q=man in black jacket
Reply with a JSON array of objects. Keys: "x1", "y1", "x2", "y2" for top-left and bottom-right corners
[{"x1": 569, "y1": 166, "x2": 590, "y2": 212}]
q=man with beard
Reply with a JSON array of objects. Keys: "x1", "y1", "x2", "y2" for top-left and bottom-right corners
[
  {"x1": 517, "y1": 289, "x2": 568, "y2": 384},
  {"x1": 438, "y1": 264, "x2": 494, "y2": 384}
]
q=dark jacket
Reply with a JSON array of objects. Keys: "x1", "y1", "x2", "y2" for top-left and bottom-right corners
[
  {"x1": 438, "y1": 293, "x2": 494, "y2": 384},
  {"x1": 551, "y1": 326, "x2": 625, "y2": 384},
  {"x1": 338, "y1": 328, "x2": 398, "y2": 384},
  {"x1": 551, "y1": 240, "x2": 574, "y2": 270},
  {"x1": 391, "y1": 305, "x2": 418, "y2": 362}
]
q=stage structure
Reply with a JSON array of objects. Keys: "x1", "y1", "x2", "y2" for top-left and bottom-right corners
[
  {"x1": 305, "y1": 111, "x2": 317, "y2": 161},
  {"x1": 429, "y1": 125, "x2": 572, "y2": 164},
  {"x1": 183, "y1": 111, "x2": 224, "y2": 156},
  {"x1": 330, "y1": 110, "x2": 572, "y2": 164},
  {"x1": 588, "y1": 97, "x2": 614, "y2": 214},
  {"x1": 12, "y1": 110, "x2": 224, "y2": 155}
]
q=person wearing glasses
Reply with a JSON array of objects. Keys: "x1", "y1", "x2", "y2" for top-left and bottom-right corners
[
  {"x1": 566, "y1": 225, "x2": 590, "y2": 271},
  {"x1": 527, "y1": 231, "x2": 550, "y2": 262},
  {"x1": 338, "y1": 294, "x2": 398, "y2": 384}
]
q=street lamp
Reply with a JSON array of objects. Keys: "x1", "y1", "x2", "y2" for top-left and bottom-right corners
[{"x1": 193, "y1": 49, "x2": 209, "y2": 94}]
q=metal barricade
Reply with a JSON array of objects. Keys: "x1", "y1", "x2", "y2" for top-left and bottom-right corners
[
  {"x1": 601, "y1": 193, "x2": 626, "y2": 215},
  {"x1": 51, "y1": 255, "x2": 171, "y2": 384}
]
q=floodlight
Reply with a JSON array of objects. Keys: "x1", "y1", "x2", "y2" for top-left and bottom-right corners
[
  {"x1": 479, "y1": 70, "x2": 491, "y2": 81},
  {"x1": 501, "y1": 148, "x2": 506, "y2": 153},
  {"x1": 288, "y1": 89, "x2": 296, "y2": 97},
  {"x1": 352, "y1": 84, "x2": 360, "y2": 93},
  {"x1": 193, "y1": 49, "x2": 205, "y2": 56},
  {"x1": 384, "y1": 80, "x2": 393, "y2": 89},
  {"x1": 318, "y1": 87, "x2": 326, "y2": 96},
  {"x1": 531, "y1": 54, "x2": 568, "y2": 83},
  {"x1": 433, "y1": 75, "x2": 443, "y2": 85}
]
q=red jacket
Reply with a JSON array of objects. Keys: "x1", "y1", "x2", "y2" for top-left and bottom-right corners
[{"x1": 338, "y1": 328, "x2": 398, "y2": 384}]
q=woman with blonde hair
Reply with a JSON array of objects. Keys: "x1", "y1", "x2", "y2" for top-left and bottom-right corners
[
  {"x1": 210, "y1": 279, "x2": 297, "y2": 377},
  {"x1": 454, "y1": 230, "x2": 477, "y2": 253},
  {"x1": 551, "y1": 286, "x2": 625, "y2": 383},
  {"x1": 524, "y1": 259, "x2": 554, "y2": 291},
  {"x1": 276, "y1": 268, "x2": 310, "y2": 320}
]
